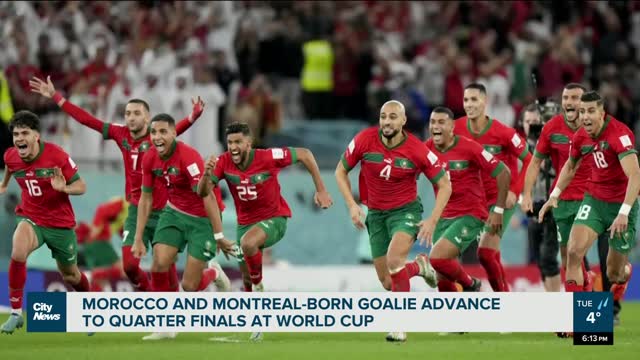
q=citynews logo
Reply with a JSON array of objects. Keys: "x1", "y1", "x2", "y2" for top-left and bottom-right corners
[
  {"x1": 32, "y1": 302, "x2": 61, "y2": 321},
  {"x1": 27, "y1": 292, "x2": 67, "y2": 332}
]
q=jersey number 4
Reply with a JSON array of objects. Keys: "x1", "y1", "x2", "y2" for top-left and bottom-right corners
[
  {"x1": 379, "y1": 164, "x2": 392, "y2": 181},
  {"x1": 237, "y1": 185, "x2": 257, "y2": 201},
  {"x1": 26, "y1": 179, "x2": 42, "y2": 197}
]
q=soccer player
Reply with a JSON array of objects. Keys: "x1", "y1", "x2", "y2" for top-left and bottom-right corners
[
  {"x1": 539, "y1": 91, "x2": 639, "y2": 302},
  {"x1": 335, "y1": 100, "x2": 451, "y2": 342},
  {"x1": 454, "y1": 83, "x2": 532, "y2": 292},
  {"x1": 198, "y1": 122, "x2": 333, "y2": 290},
  {"x1": 82, "y1": 196, "x2": 128, "y2": 291},
  {"x1": 1, "y1": 111, "x2": 90, "y2": 334},
  {"x1": 426, "y1": 106, "x2": 511, "y2": 292},
  {"x1": 29, "y1": 76, "x2": 207, "y2": 292},
  {"x1": 132, "y1": 114, "x2": 234, "y2": 340},
  {"x1": 521, "y1": 84, "x2": 596, "y2": 292}
]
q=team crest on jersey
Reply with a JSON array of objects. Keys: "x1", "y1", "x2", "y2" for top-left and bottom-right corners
[
  {"x1": 461, "y1": 227, "x2": 468, "y2": 236},
  {"x1": 139, "y1": 142, "x2": 150, "y2": 151},
  {"x1": 168, "y1": 166, "x2": 180, "y2": 175},
  {"x1": 597, "y1": 141, "x2": 609, "y2": 150}
]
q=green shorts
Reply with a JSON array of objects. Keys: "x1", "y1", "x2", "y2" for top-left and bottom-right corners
[
  {"x1": 17, "y1": 217, "x2": 77, "y2": 265},
  {"x1": 152, "y1": 207, "x2": 215, "y2": 262},
  {"x1": 433, "y1": 216, "x2": 485, "y2": 253},
  {"x1": 483, "y1": 205, "x2": 516, "y2": 237},
  {"x1": 82, "y1": 240, "x2": 120, "y2": 269},
  {"x1": 365, "y1": 200, "x2": 423, "y2": 259},
  {"x1": 552, "y1": 200, "x2": 582, "y2": 246},
  {"x1": 235, "y1": 217, "x2": 288, "y2": 262},
  {"x1": 122, "y1": 204, "x2": 161, "y2": 249},
  {"x1": 573, "y1": 194, "x2": 638, "y2": 254}
]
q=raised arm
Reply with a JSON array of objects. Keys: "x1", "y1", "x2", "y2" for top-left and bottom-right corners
[
  {"x1": 30, "y1": 76, "x2": 107, "y2": 133},
  {"x1": 175, "y1": 96, "x2": 205, "y2": 135}
]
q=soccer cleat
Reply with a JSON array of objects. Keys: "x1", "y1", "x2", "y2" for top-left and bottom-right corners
[
  {"x1": 555, "y1": 332, "x2": 573, "y2": 338},
  {"x1": 385, "y1": 332, "x2": 407, "y2": 342},
  {"x1": 613, "y1": 313, "x2": 621, "y2": 326},
  {"x1": 611, "y1": 263, "x2": 633, "y2": 301},
  {"x1": 415, "y1": 254, "x2": 437, "y2": 288},
  {"x1": 463, "y1": 277, "x2": 482, "y2": 292},
  {"x1": 142, "y1": 332, "x2": 177, "y2": 340},
  {"x1": 249, "y1": 281, "x2": 264, "y2": 341},
  {"x1": 1, "y1": 314, "x2": 24, "y2": 334},
  {"x1": 208, "y1": 261, "x2": 231, "y2": 292}
]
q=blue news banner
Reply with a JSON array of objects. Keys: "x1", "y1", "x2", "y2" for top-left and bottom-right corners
[{"x1": 26, "y1": 292, "x2": 611, "y2": 343}]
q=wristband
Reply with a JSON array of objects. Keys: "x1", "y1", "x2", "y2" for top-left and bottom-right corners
[
  {"x1": 619, "y1": 204, "x2": 631, "y2": 216},
  {"x1": 52, "y1": 92, "x2": 64, "y2": 105},
  {"x1": 493, "y1": 206, "x2": 504, "y2": 214},
  {"x1": 214, "y1": 232, "x2": 224, "y2": 241},
  {"x1": 550, "y1": 187, "x2": 562, "y2": 198}
]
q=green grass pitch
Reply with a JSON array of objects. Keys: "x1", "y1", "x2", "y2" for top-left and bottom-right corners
[{"x1": 1, "y1": 303, "x2": 638, "y2": 360}]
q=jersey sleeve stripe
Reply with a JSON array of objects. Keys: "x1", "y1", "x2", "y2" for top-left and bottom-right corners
[
  {"x1": 102, "y1": 123, "x2": 111, "y2": 140},
  {"x1": 490, "y1": 161, "x2": 506, "y2": 178},
  {"x1": 428, "y1": 169, "x2": 446, "y2": 184},
  {"x1": 66, "y1": 173, "x2": 80, "y2": 185},
  {"x1": 142, "y1": 185, "x2": 153, "y2": 193},
  {"x1": 210, "y1": 175, "x2": 220, "y2": 184},
  {"x1": 289, "y1": 147, "x2": 298, "y2": 164},
  {"x1": 618, "y1": 149, "x2": 638, "y2": 160},
  {"x1": 533, "y1": 149, "x2": 548, "y2": 159},
  {"x1": 340, "y1": 154, "x2": 352, "y2": 171},
  {"x1": 518, "y1": 145, "x2": 530, "y2": 161}
]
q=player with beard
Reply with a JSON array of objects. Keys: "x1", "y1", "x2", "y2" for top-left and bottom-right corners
[
  {"x1": 336, "y1": 100, "x2": 451, "y2": 342},
  {"x1": 426, "y1": 107, "x2": 511, "y2": 292},
  {"x1": 454, "y1": 83, "x2": 532, "y2": 292},
  {"x1": 521, "y1": 84, "x2": 596, "y2": 292},
  {"x1": 1, "y1": 111, "x2": 89, "y2": 334},
  {"x1": 539, "y1": 91, "x2": 639, "y2": 309},
  {"x1": 197, "y1": 122, "x2": 333, "y2": 341}
]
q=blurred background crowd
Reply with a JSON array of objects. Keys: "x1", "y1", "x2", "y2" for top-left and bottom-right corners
[{"x1": 1, "y1": 0, "x2": 640, "y2": 169}]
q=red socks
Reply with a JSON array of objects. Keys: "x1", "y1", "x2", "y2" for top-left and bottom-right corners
[
  {"x1": 437, "y1": 279, "x2": 459, "y2": 292},
  {"x1": 197, "y1": 268, "x2": 218, "y2": 291},
  {"x1": 405, "y1": 261, "x2": 420, "y2": 278},
  {"x1": 244, "y1": 252, "x2": 263, "y2": 285},
  {"x1": 169, "y1": 263, "x2": 179, "y2": 291},
  {"x1": 8, "y1": 259, "x2": 27, "y2": 311},
  {"x1": 71, "y1": 273, "x2": 90, "y2": 292},
  {"x1": 565, "y1": 280, "x2": 582, "y2": 292},
  {"x1": 151, "y1": 271, "x2": 171, "y2": 292},
  {"x1": 390, "y1": 267, "x2": 410, "y2": 292},
  {"x1": 430, "y1": 258, "x2": 473, "y2": 288},
  {"x1": 478, "y1": 247, "x2": 507, "y2": 292},
  {"x1": 122, "y1": 246, "x2": 150, "y2": 291}
]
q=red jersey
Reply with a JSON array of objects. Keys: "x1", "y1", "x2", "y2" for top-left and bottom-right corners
[
  {"x1": 533, "y1": 114, "x2": 592, "y2": 201},
  {"x1": 342, "y1": 127, "x2": 445, "y2": 210},
  {"x1": 142, "y1": 141, "x2": 212, "y2": 217},
  {"x1": 454, "y1": 116, "x2": 529, "y2": 205},
  {"x1": 569, "y1": 115, "x2": 637, "y2": 203},
  {"x1": 426, "y1": 135, "x2": 504, "y2": 220},
  {"x1": 4, "y1": 142, "x2": 79, "y2": 228},
  {"x1": 60, "y1": 100, "x2": 194, "y2": 210},
  {"x1": 212, "y1": 148, "x2": 295, "y2": 225},
  {"x1": 92, "y1": 197, "x2": 127, "y2": 241}
]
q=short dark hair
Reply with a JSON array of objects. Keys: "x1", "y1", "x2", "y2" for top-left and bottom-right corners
[
  {"x1": 564, "y1": 83, "x2": 587, "y2": 92},
  {"x1": 523, "y1": 103, "x2": 540, "y2": 113},
  {"x1": 127, "y1": 98, "x2": 150, "y2": 112},
  {"x1": 464, "y1": 83, "x2": 486, "y2": 95},
  {"x1": 9, "y1": 110, "x2": 41, "y2": 133},
  {"x1": 431, "y1": 106, "x2": 454, "y2": 120},
  {"x1": 150, "y1": 113, "x2": 175, "y2": 126},
  {"x1": 580, "y1": 91, "x2": 604, "y2": 106},
  {"x1": 225, "y1": 122, "x2": 251, "y2": 136}
]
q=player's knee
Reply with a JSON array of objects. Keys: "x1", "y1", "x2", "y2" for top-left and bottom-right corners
[
  {"x1": 607, "y1": 267, "x2": 624, "y2": 283},
  {"x1": 240, "y1": 239, "x2": 257, "y2": 255},
  {"x1": 62, "y1": 271, "x2": 81, "y2": 285},
  {"x1": 566, "y1": 245, "x2": 583, "y2": 263},
  {"x1": 385, "y1": 255, "x2": 404, "y2": 273},
  {"x1": 181, "y1": 278, "x2": 199, "y2": 292}
]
